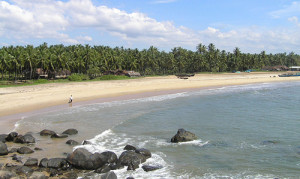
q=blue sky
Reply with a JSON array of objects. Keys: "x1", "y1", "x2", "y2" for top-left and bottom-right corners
[{"x1": 1, "y1": 0, "x2": 300, "y2": 53}]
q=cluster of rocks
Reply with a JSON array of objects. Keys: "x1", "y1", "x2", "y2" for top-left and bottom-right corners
[
  {"x1": 1, "y1": 127, "x2": 193, "y2": 178},
  {"x1": 0, "y1": 128, "x2": 197, "y2": 178}
]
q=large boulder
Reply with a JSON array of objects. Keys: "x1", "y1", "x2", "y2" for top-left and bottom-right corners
[
  {"x1": 118, "y1": 151, "x2": 146, "y2": 170},
  {"x1": 6, "y1": 132, "x2": 18, "y2": 141},
  {"x1": 67, "y1": 148, "x2": 107, "y2": 170},
  {"x1": 135, "y1": 148, "x2": 151, "y2": 159},
  {"x1": 39, "y1": 158, "x2": 49, "y2": 168},
  {"x1": 171, "y1": 128, "x2": 198, "y2": 143},
  {"x1": 40, "y1": 129, "x2": 56, "y2": 136},
  {"x1": 0, "y1": 134, "x2": 8, "y2": 143},
  {"x1": 47, "y1": 158, "x2": 69, "y2": 169},
  {"x1": 0, "y1": 142, "x2": 8, "y2": 156},
  {"x1": 14, "y1": 134, "x2": 35, "y2": 144},
  {"x1": 123, "y1": 145, "x2": 136, "y2": 151},
  {"x1": 101, "y1": 151, "x2": 118, "y2": 164},
  {"x1": 17, "y1": 147, "x2": 34, "y2": 154},
  {"x1": 62, "y1": 129, "x2": 78, "y2": 135}
]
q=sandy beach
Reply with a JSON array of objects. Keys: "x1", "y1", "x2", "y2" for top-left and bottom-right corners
[{"x1": 1, "y1": 72, "x2": 300, "y2": 128}]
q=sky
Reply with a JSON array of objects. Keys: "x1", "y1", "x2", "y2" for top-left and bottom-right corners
[{"x1": 0, "y1": 0, "x2": 300, "y2": 53}]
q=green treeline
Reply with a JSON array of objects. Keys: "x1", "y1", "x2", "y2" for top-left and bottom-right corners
[{"x1": 0, "y1": 42, "x2": 300, "y2": 81}]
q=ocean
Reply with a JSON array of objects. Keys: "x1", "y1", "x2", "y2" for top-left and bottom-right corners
[{"x1": 13, "y1": 81, "x2": 300, "y2": 178}]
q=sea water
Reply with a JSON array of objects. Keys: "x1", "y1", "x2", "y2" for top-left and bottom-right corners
[{"x1": 13, "y1": 81, "x2": 300, "y2": 178}]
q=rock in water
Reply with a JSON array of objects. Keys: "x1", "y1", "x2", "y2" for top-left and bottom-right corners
[
  {"x1": 6, "y1": 132, "x2": 18, "y2": 141},
  {"x1": 142, "y1": 165, "x2": 163, "y2": 172},
  {"x1": 118, "y1": 151, "x2": 146, "y2": 170},
  {"x1": 66, "y1": 140, "x2": 79, "y2": 146},
  {"x1": 62, "y1": 128, "x2": 78, "y2": 135},
  {"x1": 101, "y1": 171, "x2": 117, "y2": 179},
  {"x1": 14, "y1": 134, "x2": 35, "y2": 144},
  {"x1": 135, "y1": 148, "x2": 151, "y2": 159},
  {"x1": 51, "y1": 133, "x2": 68, "y2": 138},
  {"x1": 40, "y1": 129, "x2": 56, "y2": 136},
  {"x1": 171, "y1": 128, "x2": 198, "y2": 143},
  {"x1": 67, "y1": 148, "x2": 107, "y2": 170},
  {"x1": 0, "y1": 142, "x2": 8, "y2": 156},
  {"x1": 123, "y1": 145, "x2": 136, "y2": 151},
  {"x1": 101, "y1": 151, "x2": 118, "y2": 164}
]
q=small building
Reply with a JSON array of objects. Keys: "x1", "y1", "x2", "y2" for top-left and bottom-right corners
[
  {"x1": 289, "y1": 66, "x2": 300, "y2": 71},
  {"x1": 262, "y1": 65, "x2": 289, "y2": 71}
]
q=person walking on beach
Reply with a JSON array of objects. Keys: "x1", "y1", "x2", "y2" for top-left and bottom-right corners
[{"x1": 68, "y1": 95, "x2": 73, "y2": 107}]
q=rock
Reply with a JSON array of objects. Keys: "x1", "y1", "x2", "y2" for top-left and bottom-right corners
[
  {"x1": 14, "y1": 134, "x2": 36, "y2": 144},
  {"x1": 0, "y1": 170, "x2": 17, "y2": 178},
  {"x1": 171, "y1": 128, "x2": 198, "y2": 143},
  {"x1": 34, "y1": 147, "x2": 43, "y2": 151},
  {"x1": 62, "y1": 129, "x2": 78, "y2": 135},
  {"x1": 51, "y1": 133, "x2": 68, "y2": 138},
  {"x1": 16, "y1": 166, "x2": 34, "y2": 176},
  {"x1": 40, "y1": 129, "x2": 56, "y2": 136},
  {"x1": 101, "y1": 151, "x2": 118, "y2": 164},
  {"x1": 47, "y1": 158, "x2": 69, "y2": 169},
  {"x1": 142, "y1": 165, "x2": 163, "y2": 172},
  {"x1": 0, "y1": 141, "x2": 8, "y2": 156},
  {"x1": 82, "y1": 140, "x2": 92, "y2": 145},
  {"x1": 29, "y1": 171, "x2": 49, "y2": 179},
  {"x1": 66, "y1": 140, "x2": 79, "y2": 146},
  {"x1": 109, "y1": 163, "x2": 124, "y2": 170},
  {"x1": 95, "y1": 164, "x2": 111, "y2": 174},
  {"x1": 9, "y1": 147, "x2": 18, "y2": 153},
  {"x1": 39, "y1": 158, "x2": 49, "y2": 168},
  {"x1": 67, "y1": 148, "x2": 107, "y2": 170},
  {"x1": 6, "y1": 132, "x2": 18, "y2": 142},
  {"x1": 12, "y1": 154, "x2": 23, "y2": 163},
  {"x1": 24, "y1": 158, "x2": 38, "y2": 166},
  {"x1": 0, "y1": 134, "x2": 8, "y2": 143},
  {"x1": 118, "y1": 151, "x2": 146, "y2": 170},
  {"x1": 261, "y1": 140, "x2": 278, "y2": 145},
  {"x1": 126, "y1": 177, "x2": 134, "y2": 179},
  {"x1": 17, "y1": 147, "x2": 34, "y2": 154},
  {"x1": 101, "y1": 171, "x2": 117, "y2": 179},
  {"x1": 135, "y1": 148, "x2": 151, "y2": 159},
  {"x1": 124, "y1": 145, "x2": 136, "y2": 151}
]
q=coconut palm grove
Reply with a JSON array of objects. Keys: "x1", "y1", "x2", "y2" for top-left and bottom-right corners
[{"x1": 0, "y1": 43, "x2": 300, "y2": 81}]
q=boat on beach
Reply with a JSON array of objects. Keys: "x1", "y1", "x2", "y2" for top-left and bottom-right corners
[{"x1": 278, "y1": 73, "x2": 300, "y2": 77}]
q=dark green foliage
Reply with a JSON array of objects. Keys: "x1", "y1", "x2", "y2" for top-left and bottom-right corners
[
  {"x1": 68, "y1": 74, "x2": 89, "y2": 81},
  {"x1": 97, "y1": 75, "x2": 130, "y2": 81},
  {"x1": 0, "y1": 43, "x2": 299, "y2": 84}
]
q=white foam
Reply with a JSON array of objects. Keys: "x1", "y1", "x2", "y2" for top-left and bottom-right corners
[{"x1": 156, "y1": 139, "x2": 209, "y2": 147}]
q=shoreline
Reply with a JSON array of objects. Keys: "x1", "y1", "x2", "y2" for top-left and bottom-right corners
[{"x1": 1, "y1": 72, "x2": 300, "y2": 132}]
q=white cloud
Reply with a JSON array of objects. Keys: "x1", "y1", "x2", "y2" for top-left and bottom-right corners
[
  {"x1": 270, "y1": 1, "x2": 300, "y2": 18},
  {"x1": 0, "y1": 0, "x2": 300, "y2": 53}
]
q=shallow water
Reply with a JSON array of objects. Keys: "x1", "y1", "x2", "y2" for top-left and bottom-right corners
[{"x1": 14, "y1": 81, "x2": 300, "y2": 178}]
